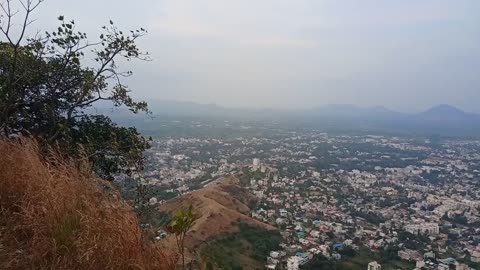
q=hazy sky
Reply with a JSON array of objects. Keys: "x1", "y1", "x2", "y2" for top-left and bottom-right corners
[{"x1": 24, "y1": 1, "x2": 480, "y2": 112}]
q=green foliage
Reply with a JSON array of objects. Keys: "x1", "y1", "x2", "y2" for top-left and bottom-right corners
[
  {"x1": 167, "y1": 205, "x2": 198, "y2": 237},
  {"x1": 203, "y1": 223, "x2": 282, "y2": 270},
  {"x1": 0, "y1": 1, "x2": 150, "y2": 179},
  {"x1": 338, "y1": 246, "x2": 356, "y2": 258},
  {"x1": 73, "y1": 116, "x2": 150, "y2": 179},
  {"x1": 301, "y1": 254, "x2": 341, "y2": 270},
  {"x1": 303, "y1": 248, "x2": 414, "y2": 270},
  {"x1": 243, "y1": 169, "x2": 266, "y2": 180},
  {"x1": 379, "y1": 245, "x2": 401, "y2": 262},
  {"x1": 237, "y1": 223, "x2": 282, "y2": 260},
  {"x1": 398, "y1": 230, "x2": 429, "y2": 250},
  {"x1": 202, "y1": 223, "x2": 282, "y2": 269},
  {"x1": 167, "y1": 205, "x2": 198, "y2": 269},
  {"x1": 443, "y1": 212, "x2": 470, "y2": 226},
  {"x1": 351, "y1": 210, "x2": 385, "y2": 225}
]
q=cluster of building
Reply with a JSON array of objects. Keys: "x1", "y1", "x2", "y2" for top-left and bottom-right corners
[{"x1": 130, "y1": 131, "x2": 480, "y2": 269}]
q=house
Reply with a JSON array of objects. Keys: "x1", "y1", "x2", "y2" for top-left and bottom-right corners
[
  {"x1": 415, "y1": 260, "x2": 425, "y2": 268},
  {"x1": 265, "y1": 264, "x2": 276, "y2": 270},
  {"x1": 438, "y1": 257, "x2": 456, "y2": 265},
  {"x1": 287, "y1": 256, "x2": 300, "y2": 270},
  {"x1": 367, "y1": 261, "x2": 381, "y2": 270},
  {"x1": 333, "y1": 242, "x2": 345, "y2": 251},
  {"x1": 404, "y1": 223, "x2": 439, "y2": 235},
  {"x1": 294, "y1": 252, "x2": 312, "y2": 265},
  {"x1": 270, "y1": 251, "x2": 280, "y2": 259},
  {"x1": 332, "y1": 253, "x2": 342, "y2": 260},
  {"x1": 471, "y1": 250, "x2": 480, "y2": 263},
  {"x1": 398, "y1": 249, "x2": 422, "y2": 262}
]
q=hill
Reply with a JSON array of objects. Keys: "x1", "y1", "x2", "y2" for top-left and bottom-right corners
[
  {"x1": 159, "y1": 177, "x2": 276, "y2": 248},
  {"x1": 158, "y1": 177, "x2": 279, "y2": 269},
  {"x1": 310, "y1": 104, "x2": 405, "y2": 120},
  {"x1": 414, "y1": 104, "x2": 479, "y2": 122}
]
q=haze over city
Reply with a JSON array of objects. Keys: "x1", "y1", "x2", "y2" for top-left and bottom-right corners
[{"x1": 33, "y1": 0, "x2": 480, "y2": 113}]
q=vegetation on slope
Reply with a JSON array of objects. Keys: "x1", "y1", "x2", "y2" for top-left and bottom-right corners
[
  {"x1": 201, "y1": 223, "x2": 282, "y2": 270},
  {"x1": 0, "y1": 139, "x2": 175, "y2": 270},
  {"x1": 0, "y1": 0, "x2": 150, "y2": 180},
  {"x1": 159, "y1": 181, "x2": 275, "y2": 249},
  {"x1": 301, "y1": 248, "x2": 414, "y2": 270}
]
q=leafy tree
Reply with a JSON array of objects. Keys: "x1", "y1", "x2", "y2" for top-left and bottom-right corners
[
  {"x1": 0, "y1": 0, "x2": 150, "y2": 179},
  {"x1": 167, "y1": 205, "x2": 198, "y2": 269},
  {"x1": 380, "y1": 244, "x2": 400, "y2": 262},
  {"x1": 338, "y1": 246, "x2": 356, "y2": 257},
  {"x1": 301, "y1": 254, "x2": 340, "y2": 270}
]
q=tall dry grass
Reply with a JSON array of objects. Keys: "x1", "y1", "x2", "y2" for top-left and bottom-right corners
[{"x1": 0, "y1": 138, "x2": 176, "y2": 270}]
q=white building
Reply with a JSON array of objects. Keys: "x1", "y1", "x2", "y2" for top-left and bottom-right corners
[
  {"x1": 270, "y1": 251, "x2": 280, "y2": 259},
  {"x1": 253, "y1": 190, "x2": 264, "y2": 199},
  {"x1": 416, "y1": 260, "x2": 425, "y2": 268},
  {"x1": 404, "y1": 223, "x2": 439, "y2": 235},
  {"x1": 367, "y1": 261, "x2": 381, "y2": 270},
  {"x1": 471, "y1": 250, "x2": 480, "y2": 263},
  {"x1": 148, "y1": 197, "x2": 158, "y2": 205},
  {"x1": 287, "y1": 256, "x2": 300, "y2": 270},
  {"x1": 253, "y1": 158, "x2": 260, "y2": 166}
]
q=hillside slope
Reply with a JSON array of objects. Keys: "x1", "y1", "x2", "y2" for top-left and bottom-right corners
[
  {"x1": 159, "y1": 177, "x2": 278, "y2": 269},
  {"x1": 0, "y1": 139, "x2": 175, "y2": 270},
  {"x1": 159, "y1": 177, "x2": 276, "y2": 248}
]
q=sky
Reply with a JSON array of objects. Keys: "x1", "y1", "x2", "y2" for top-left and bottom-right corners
[{"x1": 12, "y1": 0, "x2": 480, "y2": 112}]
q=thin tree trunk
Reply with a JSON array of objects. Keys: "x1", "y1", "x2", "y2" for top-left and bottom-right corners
[{"x1": 181, "y1": 233, "x2": 186, "y2": 269}]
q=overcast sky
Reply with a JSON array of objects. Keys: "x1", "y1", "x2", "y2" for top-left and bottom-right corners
[{"x1": 24, "y1": 0, "x2": 480, "y2": 112}]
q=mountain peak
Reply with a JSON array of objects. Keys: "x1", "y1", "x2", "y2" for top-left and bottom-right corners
[
  {"x1": 420, "y1": 104, "x2": 466, "y2": 117},
  {"x1": 413, "y1": 104, "x2": 479, "y2": 126},
  {"x1": 426, "y1": 104, "x2": 464, "y2": 113}
]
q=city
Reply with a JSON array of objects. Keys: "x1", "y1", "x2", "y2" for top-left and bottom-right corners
[{"x1": 122, "y1": 125, "x2": 480, "y2": 270}]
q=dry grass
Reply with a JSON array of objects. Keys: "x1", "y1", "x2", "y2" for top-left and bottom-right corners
[
  {"x1": 0, "y1": 138, "x2": 176, "y2": 270},
  {"x1": 159, "y1": 181, "x2": 276, "y2": 249}
]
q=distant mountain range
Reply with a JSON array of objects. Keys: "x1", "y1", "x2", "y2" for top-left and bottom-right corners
[
  {"x1": 305, "y1": 103, "x2": 480, "y2": 136},
  {"x1": 99, "y1": 100, "x2": 480, "y2": 137},
  {"x1": 306, "y1": 103, "x2": 479, "y2": 123}
]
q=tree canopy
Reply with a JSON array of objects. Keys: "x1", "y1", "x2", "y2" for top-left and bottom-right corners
[{"x1": 0, "y1": 0, "x2": 151, "y2": 179}]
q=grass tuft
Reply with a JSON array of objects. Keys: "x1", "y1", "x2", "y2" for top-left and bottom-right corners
[{"x1": 0, "y1": 138, "x2": 176, "y2": 270}]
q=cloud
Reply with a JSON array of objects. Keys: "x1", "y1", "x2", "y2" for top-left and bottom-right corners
[
  {"x1": 31, "y1": 0, "x2": 480, "y2": 112},
  {"x1": 148, "y1": 0, "x2": 318, "y2": 48}
]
